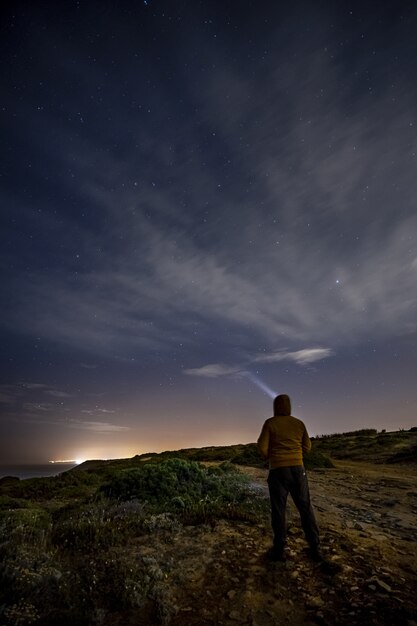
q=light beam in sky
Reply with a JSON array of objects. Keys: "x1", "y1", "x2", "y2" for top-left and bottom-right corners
[{"x1": 245, "y1": 372, "x2": 277, "y2": 399}]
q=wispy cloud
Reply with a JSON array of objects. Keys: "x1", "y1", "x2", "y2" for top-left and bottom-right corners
[
  {"x1": 44, "y1": 390, "x2": 74, "y2": 398},
  {"x1": 81, "y1": 408, "x2": 116, "y2": 415},
  {"x1": 0, "y1": 392, "x2": 16, "y2": 405},
  {"x1": 21, "y1": 383, "x2": 49, "y2": 390},
  {"x1": 67, "y1": 420, "x2": 130, "y2": 433},
  {"x1": 2, "y1": 10, "x2": 417, "y2": 365},
  {"x1": 184, "y1": 346, "x2": 334, "y2": 378},
  {"x1": 255, "y1": 348, "x2": 334, "y2": 365},
  {"x1": 22, "y1": 402, "x2": 56, "y2": 412},
  {"x1": 184, "y1": 364, "x2": 243, "y2": 378}
]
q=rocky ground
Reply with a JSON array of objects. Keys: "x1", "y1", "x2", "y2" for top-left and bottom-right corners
[{"x1": 103, "y1": 460, "x2": 417, "y2": 626}]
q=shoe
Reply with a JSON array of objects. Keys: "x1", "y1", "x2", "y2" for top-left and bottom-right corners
[
  {"x1": 309, "y1": 547, "x2": 323, "y2": 562},
  {"x1": 266, "y1": 547, "x2": 287, "y2": 562}
]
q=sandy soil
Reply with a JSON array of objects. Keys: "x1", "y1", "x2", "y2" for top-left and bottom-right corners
[{"x1": 106, "y1": 461, "x2": 417, "y2": 626}]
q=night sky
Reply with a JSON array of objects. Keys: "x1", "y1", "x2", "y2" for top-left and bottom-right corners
[{"x1": 1, "y1": 1, "x2": 417, "y2": 464}]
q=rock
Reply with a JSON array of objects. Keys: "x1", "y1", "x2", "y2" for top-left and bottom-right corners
[
  {"x1": 306, "y1": 596, "x2": 324, "y2": 608},
  {"x1": 227, "y1": 590, "x2": 237, "y2": 599},
  {"x1": 229, "y1": 609, "x2": 245, "y2": 621},
  {"x1": 354, "y1": 522, "x2": 364, "y2": 531},
  {"x1": 48, "y1": 567, "x2": 62, "y2": 581},
  {"x1": 373, "y1": 577, "x2": 393, "y2": 593}
]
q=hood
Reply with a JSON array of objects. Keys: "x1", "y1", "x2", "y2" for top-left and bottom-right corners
[{"x1": 273, "y1": 394, "x2": 291, "y2": 416}]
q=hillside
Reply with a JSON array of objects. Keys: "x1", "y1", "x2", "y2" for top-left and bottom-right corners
[
  {"x1": 311, "y1": 428, "x2": 417, "y2": 464},
  {"x1": 70, "y1": 429, "x2": 417, "y2": 478},
  {"x1": 0, "y1": 430, "x2": 416, "y2": 625},
  {"x1": 70, "y1": 442, "x2": 333, "y2": 476}
]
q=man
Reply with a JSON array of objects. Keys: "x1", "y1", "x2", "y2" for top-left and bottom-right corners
[{"x1": 257, "y1": 394, "x2": 321, "y2": 562}]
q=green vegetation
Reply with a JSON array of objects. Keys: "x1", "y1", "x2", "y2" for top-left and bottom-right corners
[
  {"x1": 68, "y1": 441, "x2": 332, "y2": 473},
  {"x1": 0, "y1": 458, "x2": 260, "y2": 625},
  {"x1": 4, "y1": 430, "x2": 412, "y2": 624},
  {"x1": 313, "y1": 429, "x2": 417, "y2": 463}
]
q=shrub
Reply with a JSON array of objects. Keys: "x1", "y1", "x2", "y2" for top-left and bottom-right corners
[
  {"x1": 51, "y1": 501, "x2": 147, "y2": 550},
  {"x1": 231, "y1": 443, "x2": 267, "y2": 468},
  {"x1": 100, "y1": 459, "x2": 201, "y2": 501},
  {"x1": 0, "y1": 470, "x2": 100, "y2": 502},
  {"x1": 0, "y1": 495, "x2": 30, "y2": 510},
  {"x1": 99, "y1": 458, "x2": 247, "y2": 506},
  {"x1": 0, "y1": 507, "x2": 51, "y2": 544},
  {"x1": 304, "y1": 450, "x2": 334, "y2": 469}
]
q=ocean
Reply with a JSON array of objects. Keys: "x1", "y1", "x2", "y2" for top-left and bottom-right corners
[{"x1": 0, "y1": 463, "x2": 77, "y2": 480}]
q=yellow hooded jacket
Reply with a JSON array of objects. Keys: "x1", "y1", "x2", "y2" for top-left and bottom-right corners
[{"x1": 257, "y1": 414, "x2": 312, "y2": 468}]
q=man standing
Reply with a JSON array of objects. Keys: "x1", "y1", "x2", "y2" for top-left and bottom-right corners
[{"x1": 257, "y1": 394, "x2": 321, "y2": 562}]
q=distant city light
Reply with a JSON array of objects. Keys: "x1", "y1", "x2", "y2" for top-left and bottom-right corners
[{"x1": 49, "y1": 459, "x2": 84, "y2": 464}]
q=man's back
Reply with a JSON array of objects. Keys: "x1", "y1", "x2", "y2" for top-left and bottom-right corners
[{"x1": 257, "y1": 414, "x2": 311, "y2": 468}]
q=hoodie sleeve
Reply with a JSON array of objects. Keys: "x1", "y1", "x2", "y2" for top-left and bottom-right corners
[
  {"x1": 257, "y1": 421, "x2": 270, "y2": 459},
  {"x1": 301, "y1": 425, "x2": 312, "y2": 455}
]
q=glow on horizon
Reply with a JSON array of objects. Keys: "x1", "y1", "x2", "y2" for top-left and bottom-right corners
[
  {"x1": 50, "y1": 459, "x2": 84, "y2": 464},
  {"x1": 49, "y1": 451, "x2": 140, "y2": 464}
]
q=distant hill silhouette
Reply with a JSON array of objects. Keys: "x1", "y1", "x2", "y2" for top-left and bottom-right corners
[
  {"x1": 72, "y1": 428, "x2": 417, "y2": 476},
  {"x1": 312, "y1": 428, "x2": 417, "y2": 463}
]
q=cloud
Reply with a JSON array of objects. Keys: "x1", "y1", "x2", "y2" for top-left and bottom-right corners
[
  {"x1": 184, "y1": 347, "x2": 334, "y2": 380},
  {"x1": 2, "y1": 11, "x2": 417, "y2": 365},
  {"x1": 81, "y1": 408, "x2": 116, "y2": 415},
  {"x1": 67, "y1": 420, "x2": 130, "y2": 433},
  {"x1": 8, "y1": 191, "x2": 417, "y2": 363},
  {"x1": 0, "y1": 383, "x2": 74, "y2": 402},
  {"x1": 21, "y1": 383, "x2": 49, "y2": 390},
  {"x1": 0, "y1": 384, "x2": 26, "y2": 404},
  {"x1": 44, "y1": 390, "x2": 74, "y2": 398},
  {"x1": 255, "y1": 348, "x2": 334, "y2": 365},
  {"x1": 22, "y1": 402, "x2": 56, "y2": 412},
  {"x1": 183, "y1": 364, "x2": 243, "y2": 378},
  {"x1": 0, "y1": 393, "x2": 15, "y2": 405}
]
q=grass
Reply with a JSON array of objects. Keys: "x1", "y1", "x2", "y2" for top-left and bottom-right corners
[
  {"x1": 4, "y1": 429, "x2": 411, "y2": 624},
  {"x1": 0, "y1": 458, "x2": 263, "y2": 625},
  {"x1": 312, "y1": 429, "x2": 417, "y2": 463}
]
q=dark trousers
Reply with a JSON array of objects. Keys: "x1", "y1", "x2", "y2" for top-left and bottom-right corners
[{"x1": 267, "y1": 466, "x2": 320, "y2": 552}]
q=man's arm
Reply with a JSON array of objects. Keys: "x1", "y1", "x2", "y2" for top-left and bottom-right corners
[
  {"x1": 301, "y1": 425, "x2": 312, "y2": 455},
  {"x1": 257, "y1": 421, "x2": 270, "y2": 459}
]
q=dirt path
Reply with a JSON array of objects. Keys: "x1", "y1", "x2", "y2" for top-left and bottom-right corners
[
  {"x1": 105, "y1": 461, "x2": 417, "y2": 625},
  {"x1": 238, "y1": 461, "x2": 417, "y2": 624}
]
